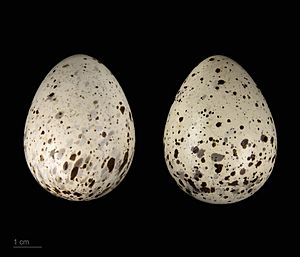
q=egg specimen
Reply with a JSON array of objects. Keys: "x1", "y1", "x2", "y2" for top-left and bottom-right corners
[
  {"x1": 24, "y1": 54, "x2": 135, "y2": 201},
  {"x1": 163, "y1": 55, "x2": 277, "y2": 204}
]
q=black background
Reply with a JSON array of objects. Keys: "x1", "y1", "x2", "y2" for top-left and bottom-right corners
[{"x1": 5, "y1": 3, "x2": 298, "y2": 255}]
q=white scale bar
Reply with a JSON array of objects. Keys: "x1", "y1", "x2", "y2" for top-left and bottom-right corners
[{"x1": 13, "y1": 246, "x2": 42, "y2": 249}]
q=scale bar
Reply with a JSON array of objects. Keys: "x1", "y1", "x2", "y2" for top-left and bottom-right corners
[{"x1": 13, "y1": 246, "x2": 42, "y2": 249}]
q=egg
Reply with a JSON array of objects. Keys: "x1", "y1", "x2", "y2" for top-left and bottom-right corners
[
  {"x1": 24, "y1": 54, "x2": 135, "y2": 201},
  {"x1": 163, "y1": 55, "x2": 277, "y2": 204}
]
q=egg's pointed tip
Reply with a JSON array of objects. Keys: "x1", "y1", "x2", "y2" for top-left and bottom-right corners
[{"x1": 206, "y1": 54, "x2": 231, "y2": 61}]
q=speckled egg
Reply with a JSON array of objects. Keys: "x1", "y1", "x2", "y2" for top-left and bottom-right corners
[
  {"x1": 163, "y1": 55, "x2": 277, "y2": 204},
  {"x1": 24, "y1": 54, "x2": 135, "y2": 201}
]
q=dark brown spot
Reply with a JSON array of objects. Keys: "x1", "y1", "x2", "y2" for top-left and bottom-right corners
[
  {"x1": 89, "y1": 179, "x2": 95, "y2": 188},
  {"x1": 187, "y1": 179, "x2": 198, "y2": 192},
  {"x1": 240, "y1": 168, "x2": 246, "y2": 175},
  {"x1": 54, "y1": 188, "x2": 60, "y2": 194},
  {"x1": 62, "y1": 64, "x2": 69, "y2": 68},
  {"x1": 233, "y1": 149, "x2": 238, "y2": 157},
  {"x1": 216, "y1": 122, "x2": 222, "y2": 127},
  {"x1": 40, "y1": 155, "x2": 44, "y2": 161},
  {"x1": 214, "y1": 164, "x2": 223, "y2": 173},
  {"x1": 107, "y1": 158, "x2": 115, "y2": 172},
  {"x1": 70, "y1": 167, "x2": 79, "y2": 180},
  {"x1": 55, "y1": 111, "x2": 63, "y2": 119},
  {"x1": 70, "y1": 154, "x2": 76, "y2": 161},
  {"x1": 174, "y1": 149, "x2": 179, "y2": 159},
  {"x1": 247, "y1": 154, "x2": 255, "y2": 161},
  {"x1": 119, "y1": 151, "x2": 129, "y2": 173},
  {"x1": 120, "y1": 106, "x2": 125, "y2": 114},
  {"x1": 192, "y1": 146, "x2": 199, "y2": 153},
  {"x1": 211, "y1": 153, "x2": 225, "y2": 162},
  {"x1": 218, "y1": 79, "x2": 225, "y2": 85},
  {"x1": 102, "y1": 131, "x2": 107, "y2": 137},
  {"x1": 261, "y1": 134, "x2": 268, "y2": 143},
  {"x1": 255, "y1": 161, "x2": 262, "y2": 168},
  {"x1": 228, "y1": 180, "x2": 238, "y2": 186},
  {"x1": 215, "y1": 68, "x2": 221, "y2": 73},
  {"x1": 271, "y1": 136, "x2": 274, "y2": 146},
  {"x1": 241, "y1": 139, "x2": 248, "y2": 149},
  {"x1": 179, "y1": 117, "x2": 183, "y2": 122},
  {"x1": 73, "y1": 192, "x2": 82, "y2": 198},
  {"x1": 63, "y1": 161, "x2": 68, "y2": 170}
]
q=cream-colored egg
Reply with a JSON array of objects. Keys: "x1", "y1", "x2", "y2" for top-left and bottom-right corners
[
  {"x1": 24, "y1": 54, "x2": 135, "y2": 201},
  {"x1": 163, "y1": 55, "x2": 277, "y2": 204}
]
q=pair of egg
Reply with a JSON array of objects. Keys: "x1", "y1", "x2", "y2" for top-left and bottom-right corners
[{"x1": 24, "y1": 54, "x2": 277, "y2": 204}]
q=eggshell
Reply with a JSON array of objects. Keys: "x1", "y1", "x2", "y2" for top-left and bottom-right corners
[
  {"x1": 163, "y1": 55, "x2": 277, "y2": 204},
  {"x1": 24, "y1": 54, "x2": 135, "y2": 201}
]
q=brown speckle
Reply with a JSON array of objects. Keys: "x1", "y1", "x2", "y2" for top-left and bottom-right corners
[
  {"x1": 192, "y1": 146, "x2": 199, "y2": 153},
  {"x1": 228, "y1": 180, "x2": 238, "y2": 186},
  {"x1": 70, "y1": 154, "x2": 76, "y2": 161},
  {"x1": 174, "y1": 149, "x2": 179, "y2": 158},
  {"x1": 255, "y1": 161, "x2": 262, "y2": 168},
  {"x1": 70, "y1": 167, "x2": 79, "y2": 180},
  {"x1": 261, "y1": 134, "x2": 268, "y2": 143},
  {"x1": 218, "y1": 79, "x2": 225, "y2": 85},
  {"x1": 55, "y1": 111, "x2": 63, "y2": 119},
  {"x1": 107, "y1": 157, "x2": 115, "y2": 172},
  {"x1": 241, "y1": 139, "x2": 249, "y2": 149},
  {"x1": 63, "y1": 161, "x2": 68, "y2": 170},
  {"x1": 120, "y1": 106, "x2": 125, "y2": 114},
  {"x1": 214, "y1": 164, "x2": 223, "y2": 173},
  {"x1": 89, "y1": 179, "x2": 95, "y2": 188},
  {"x1": 233, "y1": 149, "x2": 238, "y2": 157},
  {"x1": 48, "y1": 92, "x2": 55, "y2": 98},
  {"x1": 211, "y1": 153, "x2": 225, "y2": 162},
  {"x1": 119, "y1": 151, "x2": 129, "y2": 173}
]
